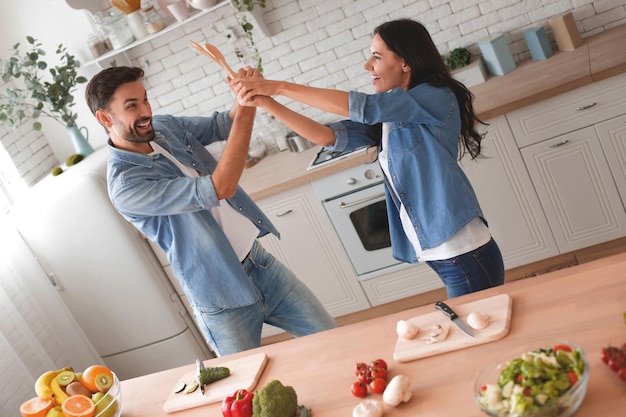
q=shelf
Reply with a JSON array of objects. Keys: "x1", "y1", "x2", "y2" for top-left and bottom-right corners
[{"x1": 85, "y1": 1, "x2": 230, "y2": 68}]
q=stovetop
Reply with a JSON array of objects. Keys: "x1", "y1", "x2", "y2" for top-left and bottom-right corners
[{"x1": 306, "y1": 146, "x2": 369, "y2": 171}]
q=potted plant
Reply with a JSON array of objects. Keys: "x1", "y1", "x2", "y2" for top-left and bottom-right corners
[
  {"x1": 0, "y1": 36, "x2": 93, "y2": 156},
  {"x1": 444, "y1": 47, "x2": 487, "y2": 88}
]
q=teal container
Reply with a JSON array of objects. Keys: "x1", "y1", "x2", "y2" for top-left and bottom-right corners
[
  {"x1": 524, "y1": 27, "x2": 553, "y2": 60},
  {"x1": 477, "y1": 34, "x2": 516, "y2": 76}
]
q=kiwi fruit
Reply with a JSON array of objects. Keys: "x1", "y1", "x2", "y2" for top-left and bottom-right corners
[
  {"x1": 66, "y1": 381, "x2": 92, "y2": 397},
  {"x1": 55, "y1": 370, "x2": 76, "y2": 387},
  {"x1": 94, "y1": 372, "x2": 114, "y2": 393}
]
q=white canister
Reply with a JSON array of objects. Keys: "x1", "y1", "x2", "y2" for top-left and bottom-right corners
[{"x1": 126, "y1": 10, "x2": 149, "y2": 40}]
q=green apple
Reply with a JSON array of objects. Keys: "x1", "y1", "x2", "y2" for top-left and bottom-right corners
[
  {"x1": 92, "y1": 392, "x2": 118, "y2": 417},
  {"x1": 46, "y1": 406, "x2": 64, "y2": 417}
]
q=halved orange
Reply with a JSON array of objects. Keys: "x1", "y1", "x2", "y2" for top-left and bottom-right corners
[
  {"x1": 19, "y1": 397, "x2": 55, "y2": 417},
  {"x1": 61, "y1": 395, "x2": 95, "y2": 417}
]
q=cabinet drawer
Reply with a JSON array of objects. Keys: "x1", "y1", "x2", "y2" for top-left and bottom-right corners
[{"x1": 508, "y1": 72, "x2": 626, "y2": 147}]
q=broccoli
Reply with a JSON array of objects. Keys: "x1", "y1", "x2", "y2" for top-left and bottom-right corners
[{"x1": 252, "y1": 380, "x2": 298, "y2": 417}]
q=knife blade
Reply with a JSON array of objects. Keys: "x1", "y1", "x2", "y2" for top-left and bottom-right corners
[
  {"x1": 434, "y1": 301, "x2": 475, "y2": 338},
  {"x1": 196, "y1": 358, "x2": 205, "y2": 395}
]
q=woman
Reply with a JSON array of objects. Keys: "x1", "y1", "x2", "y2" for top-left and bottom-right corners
[{"x1": 230, "y1": 19, "x2": 504, "y2": 298}]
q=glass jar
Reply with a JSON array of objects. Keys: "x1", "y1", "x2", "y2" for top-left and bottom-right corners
[
  {"x1": 100, "y1": 12, "x2": 134, "y2": 49},
  {"x1": 87, "y1": 34, "x2": 113, "y2": 58},
  {"x1": 141, "y1": 6, "x2": 166, "y2": 34}
]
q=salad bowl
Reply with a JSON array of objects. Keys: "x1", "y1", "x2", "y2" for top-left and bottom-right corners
[{"x1": 474, "y1": 340, "x2": 589, "y2": 417}]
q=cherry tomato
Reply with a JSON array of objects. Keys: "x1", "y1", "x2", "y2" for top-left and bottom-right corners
[
  {"x1": 370, "y1": 359, "x2": 388, "y2": 370},
  {"x1": 357, "y1": 369, "x2": 371, "y2": 384},
  {"x1": 369, "y1": 367, "x2": 387, "y2": 380},
  {"x1": 601, "y1": 347, "x2": 620, "y2": 364},
  {"x1": 369, "y1": 377, "x2": 387, "y2": 394},
  {"x1": 618, "y1": 367, "x2": 626, "y2": 382},
  {"x1": 351, "y1": 381, "x2": 368, "y2": 398},
  {"x1": 553, "y1": 344, "x2": 572, "y2": 353},
  {"x1": 354, "y1": 362, "x2": 367, "y2": 376},
  {"x1": 609, "y1": 357, "x2": 625, "y2": 372},
  {"x1": 567, "y1": 371, "x2": 578, "y2": 386}
]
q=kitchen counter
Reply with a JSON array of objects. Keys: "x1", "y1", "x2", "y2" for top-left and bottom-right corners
[
  {"x1": 240, "y1": 23, "x2": 626, "y2": 200},
  {"x1": 119, "y1": 252, "x2": 626, "y2": 416}
]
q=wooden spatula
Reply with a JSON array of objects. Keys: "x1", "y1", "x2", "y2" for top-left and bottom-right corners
[{"x1": 189, "y1": 41, "x2": 237, "y2": 78}]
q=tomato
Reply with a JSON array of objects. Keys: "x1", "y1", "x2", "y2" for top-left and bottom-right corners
[
  {"x1": 369, "y1": 367, "x2": 387, "y2": 380},
  {"x1": 601, "y1": 346, "x2": 620, "y2": 364},
  {"x1": 608, "y1": 357, "x2": 625, "y2": 372},
  {"x1": 354, "y1": 362, "x2": 367, "y2": 376},
  {"x1": 369, "y1": 377, "x2": 387, "y2": 394},
  {"x1": 370, "y1": 359, "x2": 388, "y2": 370},
  {"x1": 567, "y1": 371, "x2": 578, "y2": 386},
  {"x1": 81, "y1": 365, "x2": 114, "y2": 393},
  {"x1": 351, "y1": 381, "x2": 368, "y2": 398},
  {"x1": 553, "y1": 344, "x2": 572, "y2": 353},
  {"x1": 618, "y1": 367, "x2": 626, "y2": 382},
  {"x1": 357, "y1": 369, "x2": 371, "y2": 384}
]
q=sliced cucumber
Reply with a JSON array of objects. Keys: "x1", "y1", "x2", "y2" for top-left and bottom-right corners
[
  {"x1": 174, "y1": 381, "x2": 186, "y2": 394},
  {"x1": 184, "y1": 380, "x2": 199, "y2": 394}
]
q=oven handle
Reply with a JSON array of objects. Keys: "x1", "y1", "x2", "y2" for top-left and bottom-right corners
[{"x1": 339, "y1": 193, "x2": 386, "y2": 209}]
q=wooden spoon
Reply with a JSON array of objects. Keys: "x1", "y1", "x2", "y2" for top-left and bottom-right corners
[{"x1": 188, "y1": 41, "x2": 237, "y2": 78}]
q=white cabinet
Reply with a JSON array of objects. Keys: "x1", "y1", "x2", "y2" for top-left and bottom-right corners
[
  {"x1": 460, "y1": 115, "x2": 559, "y2": 269},
  {"x1": 256, "y1": 183, "x2": 371, "y2": 317},
  {"x1": 506, "y1": 73, "x2": 626, "y2": 254}
]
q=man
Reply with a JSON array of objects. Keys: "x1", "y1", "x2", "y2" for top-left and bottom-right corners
[{"x1": 84, "y1": 66, "x2": 337, "y2": 356}]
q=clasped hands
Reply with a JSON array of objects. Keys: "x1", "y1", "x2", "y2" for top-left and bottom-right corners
[{"x1": 228, "y1": 66, "x2": 279, "y2": 107}]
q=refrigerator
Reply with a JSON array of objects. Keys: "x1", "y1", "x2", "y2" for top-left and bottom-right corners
[{"x1": 9, "y1": 148, "x2": 213, "y2": 380}]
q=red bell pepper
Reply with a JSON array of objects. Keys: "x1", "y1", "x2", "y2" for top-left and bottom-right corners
[{"x1": 222, "y1": 389, "x2": 254, "y2": 417}]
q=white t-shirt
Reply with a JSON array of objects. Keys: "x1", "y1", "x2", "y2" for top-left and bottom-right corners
[
  {"x1": 378, "y1": 123, "x2": 491, "y2": 261},
  {"x1": 150, "y1": 142, "x2": 257, "y2": 261}
]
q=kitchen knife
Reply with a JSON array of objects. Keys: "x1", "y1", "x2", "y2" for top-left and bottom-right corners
[
  {"x1": 196, "y1": 358, "x2": 205, "y2": 395},
  {"x1": 434, "y1": 301, "x2": 475, "y2": 338}
]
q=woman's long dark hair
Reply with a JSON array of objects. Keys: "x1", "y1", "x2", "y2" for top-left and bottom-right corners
[{"x1": 373, "y1": 19, "x2": 486, "y2": 160}]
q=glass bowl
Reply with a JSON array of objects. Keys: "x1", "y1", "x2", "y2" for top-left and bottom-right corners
[
  {"x1": 93, "y1": 372, "x2": 122, "y2": 417},
  {"x1": 474, "y1": 340, "x2": 589, "y2": 417}
]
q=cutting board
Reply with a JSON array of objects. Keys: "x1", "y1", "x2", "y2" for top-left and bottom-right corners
[
  {"x1": 393, "y1": 293, "x2": 512, "y2": 362},
  {"x1": 163, "y1": 352, "x2": 268, "y2": 413}
]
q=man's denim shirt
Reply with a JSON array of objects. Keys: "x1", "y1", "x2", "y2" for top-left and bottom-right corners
[
  {"x1": 327, "y1": 84, "x2": 485, "y2": 263},
  {"x1": 107, "y1": 112, "x2": 279, "y2": 309}
]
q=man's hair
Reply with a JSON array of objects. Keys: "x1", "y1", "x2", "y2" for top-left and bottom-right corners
[{"x1": 85, "y1": 66, "x2": 144, "y2": 115}]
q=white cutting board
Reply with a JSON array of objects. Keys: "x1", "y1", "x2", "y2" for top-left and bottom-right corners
[
  {"x1": 393, "y1": 293, "x2": 512, "y2": 362},
  {"x1": 163, "y1": 352, "x2": 268, "y2": 413}
]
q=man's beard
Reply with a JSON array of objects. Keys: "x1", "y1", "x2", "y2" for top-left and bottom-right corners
[{"x1": 116, "y1": 117, "x2": 155, "y2": 143}]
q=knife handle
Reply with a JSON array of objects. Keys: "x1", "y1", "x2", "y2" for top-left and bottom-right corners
[{"x1": 435, "y1": 301, "x2": 459, "y2": 320}]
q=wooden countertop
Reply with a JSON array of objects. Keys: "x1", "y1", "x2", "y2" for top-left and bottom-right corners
[
  {"x1": 240, "y1": 23, "x2": 626, "y2": 200},
  {"x1": 119, "y1": 252, "x2": 626, "y2": 417}
]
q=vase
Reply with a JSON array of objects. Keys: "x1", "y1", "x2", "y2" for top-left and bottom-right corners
[{"x1": 67, "y1": 125, "x2": 94, "y2": 156}]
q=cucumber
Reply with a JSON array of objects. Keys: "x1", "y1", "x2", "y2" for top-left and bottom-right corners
[{"x1": 199, "y1": 367, "x2": 230, "y2": 385}]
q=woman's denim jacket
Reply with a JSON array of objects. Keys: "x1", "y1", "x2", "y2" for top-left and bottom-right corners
[
  {"x1": 107, "y1": 112, "x2": 278, "y2": 308},
  {"x1": 327, "y1": 84, "x2": 485, "y2": 263}
]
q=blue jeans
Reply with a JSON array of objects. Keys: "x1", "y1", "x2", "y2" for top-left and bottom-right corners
[
  {"x1": 426, "y1": 238, "x2": 505, "y2": 298},
  {"x1": 192, "y1": 240, "x2": 338, "y2": 356}
]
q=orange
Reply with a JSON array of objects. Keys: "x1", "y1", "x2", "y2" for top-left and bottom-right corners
[
  {"x1": 19, "y1": 397, "x2": 55, "y2": 417},
  {"x1": 61, "y1": 395, "x2": 95, "y2": 417},
  {"x1": 81, "y1": 365, "x2": 114, "y2": 393}
]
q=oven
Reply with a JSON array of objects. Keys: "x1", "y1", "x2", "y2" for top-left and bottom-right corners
[{"x1": 311, "y1": 159, "x2": 410, "y2": 280}]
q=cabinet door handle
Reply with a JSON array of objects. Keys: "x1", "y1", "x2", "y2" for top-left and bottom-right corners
[
  {"x1": 549, "y1": 139, "x2": 569, "y2": 148},
  {"x1": 276, "y1": 209, "x2": 293, "y2": 217},
  {"x1": 575, "y1": 102, "x2": 596, "y2": 111}
]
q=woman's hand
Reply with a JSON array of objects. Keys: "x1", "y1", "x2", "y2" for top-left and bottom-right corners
[{"x1": 230, "y1": 77, "x2": 281, "y2": 105}]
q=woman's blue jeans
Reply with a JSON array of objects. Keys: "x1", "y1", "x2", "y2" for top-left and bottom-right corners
[
  {"x1": 192, "y1": 240, "x2": 337, "y2": 356},
  {"x1": 426, "y1": 237, "x2": 505, "y2": 298}
]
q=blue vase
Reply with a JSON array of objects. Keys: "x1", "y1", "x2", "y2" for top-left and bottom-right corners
[{"x1": 67, "y1": 125, "x2": 94, "y2": 156}]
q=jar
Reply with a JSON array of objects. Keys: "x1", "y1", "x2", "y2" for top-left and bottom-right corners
[
  {"x1": 101, "y1": 12, "x2": 134, "y2": 49},
  {"x1": 87, "y1": 34, "x2": 113, "y2": 58},
  {"x1": 141, "y1": 6, "x2": 166, "y2": 34}
]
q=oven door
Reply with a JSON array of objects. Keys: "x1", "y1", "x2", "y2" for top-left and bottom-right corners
[{"x1": 322, "y1": 182, "x2": 402, "y2": 276}]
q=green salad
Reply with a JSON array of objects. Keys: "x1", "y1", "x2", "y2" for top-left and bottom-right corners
[{"x1": 478, "y1": 344, "x2": 586, "y2": 416}]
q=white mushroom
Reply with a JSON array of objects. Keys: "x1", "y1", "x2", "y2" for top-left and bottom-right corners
[
  {"x1": 421, "y1": 324, "x2": 450, "y2": 344},
  {"x1": 383, "y1": 375, "x2": 412, "y2": 407},
  {"x1": 467, "y1": 311, "x2": 490, "y2": 330},
  {"x1": 396, "y1": 320, "x2": 419, "y2": 340},
  {"x1": 352, "y1": 399, "x2": 384, "y2": 417}
]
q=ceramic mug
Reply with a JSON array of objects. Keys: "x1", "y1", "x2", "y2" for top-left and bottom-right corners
[{"x1": 167, "y1": 0, "x2": 189, "y2": 22}]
